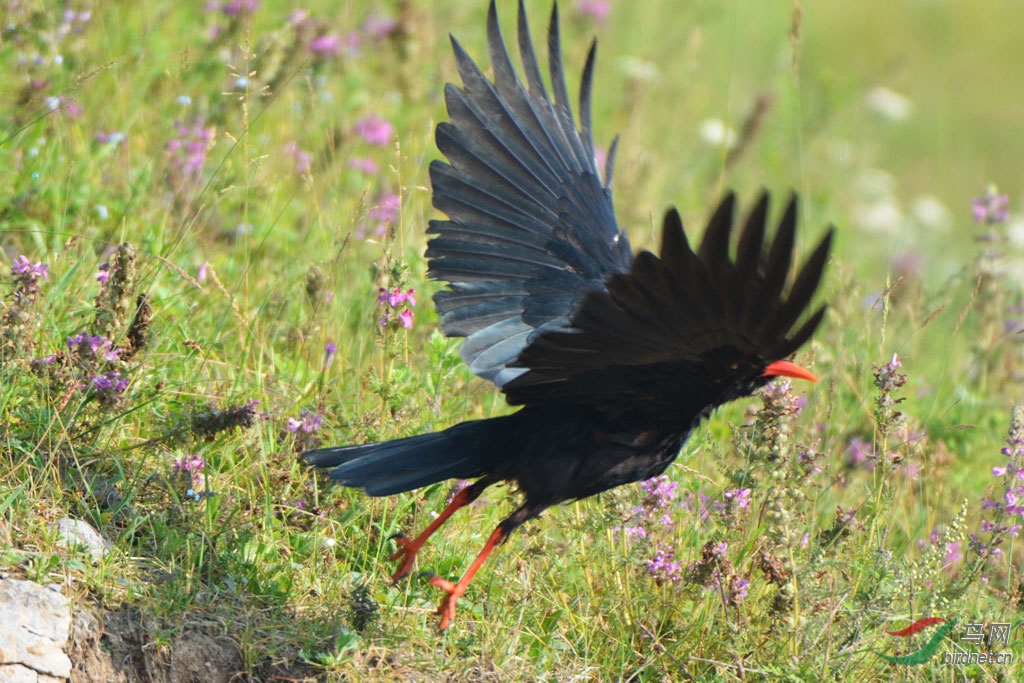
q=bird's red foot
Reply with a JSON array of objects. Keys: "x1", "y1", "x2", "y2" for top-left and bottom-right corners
[
  {"x1": 388, "y1": 533, "x2": 422, "y2": 583},
  {"x1": 425, "y1": 573, "x2": 465, "y2": 631},
  {"x1": 420, "y1": 527, "x2": 505, "y2": 630},
  {"x1": 387, "y1": 486, "x2": 479, "y2": 584}
]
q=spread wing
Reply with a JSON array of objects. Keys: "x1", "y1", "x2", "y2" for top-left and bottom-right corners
[
  {"x1": 426, "y1": 0, "x2": 632, "y2": 388},
  {"x1": 503, "y1": 193, "x2": 833, "y2": 428}
]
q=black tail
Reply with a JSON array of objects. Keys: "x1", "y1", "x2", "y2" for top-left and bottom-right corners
[{"x1": 304, "y1": 416, "x2": 509, "y2": 496}]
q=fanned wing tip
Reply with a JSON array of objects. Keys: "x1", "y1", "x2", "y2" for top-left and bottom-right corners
[
  {"x1": 449, "y1": 34, "x2": 480, "y2": 88},
  {"x1": 762, "y1": 222, "x2": 833, "y2": 352},
  {"x1": 604, "y1": 135, "x2": 619, "y2": 187},
  {"x1": 579, "y1": 39, "x2": 597, "y2": 156},
  {"x1": 779, "y1": 304, "x2": 827, "y2": 357},
  {"x1": 430, "y1": 0, "x2": 634, "y2": 388},
  {"x1": 659, "y1": 207, "x2": 690, "y2": 266},
  {"x1": 761, "y1": 192, "x2": 797, "y2": 303},
  {"x1": 782, "y1": 226, "x2": 832, "y2": 316},
  {"x1": 697, "y1": 192, "x2": 737, "y2": 287},
  {"x1": 517, "y1": 0, "x2": 547, "y2": 95},
  {"x1": 547, "y1": 0, "x2": 571, "y2": 114},
  {"x1": 487, "y1": 0, "x2": 499, "y2": 29},
  {"x1": 686, "y1": 191, "x2": 831, "y2": 361},
  {"x1": 733, "y1": 191, "x2": 769, "y2": 316},
  {"x1": 735, "y1": 191, "x2": 769, "y2": 276},
  {"x1": 486, "y1": 0, "x2": 515, "y2": 87}
]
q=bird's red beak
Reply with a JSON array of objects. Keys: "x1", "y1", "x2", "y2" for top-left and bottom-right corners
[{"x1": 761, "y1": 359, "x2": 819, "y2": 383}]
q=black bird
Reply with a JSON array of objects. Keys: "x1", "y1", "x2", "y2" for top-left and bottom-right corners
[{"x1": 306, "y1": 0, "x2": 832, "y2": 630}]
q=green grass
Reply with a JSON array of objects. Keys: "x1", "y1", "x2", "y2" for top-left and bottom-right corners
[{"x1": 2, "y1": 0, "x2": 1024, "y2": 680}]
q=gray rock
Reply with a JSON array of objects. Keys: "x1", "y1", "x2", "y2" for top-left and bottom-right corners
[
  {"x1": 0, "y1": 662, "x2": 66, "y2": 681},
  {"x1": 0, "y1": 578, "x2": 72, "y2": 680},
  {"x1": 52, "y1": 518, "x2": 109, "y2": 562}
]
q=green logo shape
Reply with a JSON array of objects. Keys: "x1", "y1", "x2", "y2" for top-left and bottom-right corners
[{"x1": 873, "y1": 618, "x2": 958, "y2": 666}]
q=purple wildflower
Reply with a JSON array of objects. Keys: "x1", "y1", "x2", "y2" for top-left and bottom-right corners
[
  {"x1": 380, "y1": 287, "x2": 415, "y2": 308},
  {"x1": 90, "y1": 371, "x2": 127, "y2": 393},
  {"x1": 797, "y1": 445, "x2": 825, "y2": 476},
  {"x1": 284, "y1": 141, "x2": 313, "y2": 175},
  {"x1": 763, "y1": 378, "x2": 803, "y2": 416},
  {"x1": 207, "y1": 0, "x2": 259, "y2": 16},
  {"x1": 44, "y1": 95, "x2": 81, "y2": 118},
  {"x1": 713, "y1": 487, "x2": 752, "y2": 524},
  {"x1": 972, "y1": 406, "x2": 1024, "y2": 560},
  {"x1": 63, "y1": 98, "x2": 83, "y2": 118},
  {"x1": 167, "y1": 120, "x2": 215, "y2": 188},
  {"x1": 360, "y1": 191, "x2": 401, "y2": 238},
  {"x1": 11, "y1": 255, "x2": 49, "y2": 279},
  {"x1": 377, "y1": 286, "x2": 417, "y2": 330},
  {"x1": 646, "y1": 549, "x2": 684, "y2": 584},
  {"x1": 617, "y1": 525, "x2": 646, "y2": 540},
  {"x1": 399, "y1": 308, "x2": 413, "y2": 329},
  {"x1": 943, "y1": 541, "x2": 963, "y2": 572},
  {"x1": 353, "y1": 114, "x2": 393, "y2": 147},
  {"x1": 287, "y1": 412, "x2": 323, "y2": 434},
  {"x1": 67, "y1": 333, "x2": 120, "y2": 362},
  {"x1": 62, "y1": 8, "x2": 91, "y2": 25},
  {"x1": 577, "y1": 0, "x2": 610, "y2": 24},
  {"x1": 95, "y1": 262, "x2": 110, "y2": 284},
  {"x1": 680, "y1": 490, "x2": 712, "y2": 526},
  {"x1": 347, "y1": 157, "x2": 379, "y2": 174},
  {"x1": 972, "y1": 187, "x2": 1010, "y2": 225},
  {"x1": 363, "y1": 14, "x2": 398, "y2": 41},
  {"x1": 724, "y1": 488, "x2": 751, "y2": 509},
  {"x1": 309, "y1": 34, "x2": 342, "y2": 57},
  {"x1": 172, "y1": 453, "x2": 206, "y2": 487},
  {"x1": 639, "y1": 475, "x2": 678, "y2": 510},
  {"x1": 324, "y1": 342, "x2": 337, "y2": 368},
  {"x1": 872, "y1": 353, "x2": 908, "y2": 440},
  {"x1": 615, "y1": 475, "x2": 680, "y2": 541},
  {"x1": 845, "y1": 435, "x2": 875, "y2": 470}
]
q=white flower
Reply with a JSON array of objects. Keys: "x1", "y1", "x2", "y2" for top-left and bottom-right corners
[
  {"x1": 910, "y1": 195, "x2": 951, "y2": 232},
  {"x1": 698, "y1": 118, "x2": 737, "y2": 149},
  {"x1": 866, "y1": 86, "x2": 912, "y2": 122}
]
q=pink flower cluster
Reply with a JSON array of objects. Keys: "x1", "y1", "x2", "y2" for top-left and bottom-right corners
[
  {"x1": 378, "y1": 287, "x2": 416, "y2": 329},
  {"x1": 167, "y1": 120, "x2": 215, "y2": 189}
]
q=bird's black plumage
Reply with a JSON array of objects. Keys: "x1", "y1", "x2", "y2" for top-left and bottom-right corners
[{"x1": 305, "y1": 0, "x2": 833, "y2": 630}]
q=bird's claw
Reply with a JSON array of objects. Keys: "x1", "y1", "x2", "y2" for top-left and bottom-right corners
[
  {"x1": 388, "y1": 534, "x2": 421, "y2": 583},
  {"x1": 426, "y1": 574, "x2": 464, "y2": 631}
]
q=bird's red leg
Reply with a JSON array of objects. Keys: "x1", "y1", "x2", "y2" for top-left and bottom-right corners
[
  {"x1": 423, "y1": 502, "x2": 541, "y2": 630},
  {"x1": 426, "y1": 526, "x2": 506, "y2": 631},
  {"x1": 389, "y1": 481, "x2": 487, "y2": 583}
]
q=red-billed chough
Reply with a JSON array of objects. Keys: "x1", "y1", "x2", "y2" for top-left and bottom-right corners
[{"x1": 306, "y1": 0, "x2": 832, "y2": 630}]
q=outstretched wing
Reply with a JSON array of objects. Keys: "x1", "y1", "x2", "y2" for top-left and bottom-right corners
[
  {"x1": 427, "y1": 0, "x2": 632, "y2": 388},
  {"x1": 503, "y1": 192, "x2": 833, "y2": 429}
]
